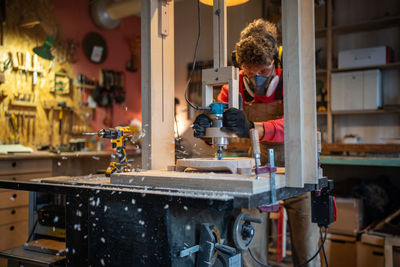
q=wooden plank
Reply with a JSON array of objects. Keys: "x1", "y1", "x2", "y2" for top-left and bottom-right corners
[
  {"x1": 300, "y1": 0, "x2": 318, "y2": 185},
  {"x1": 141, "y1": 0, "x2": 175, "y2": 170},
  {"x1": 321, "y1": 143, "x2": 400, "y2": 154},
  {"x1": 282, "y1": 0, "x2": 318, "y2": 187},
  {"x1": 111, "y1": 170, "x2": 286, "y2": 194},
  {"x1": 282, "y1": 0, "x2": 304, "y2": 187}
]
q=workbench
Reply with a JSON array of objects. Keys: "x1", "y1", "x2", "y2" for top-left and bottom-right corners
[
  {"x1": 0, "y1": 173, "x2": 327, "y2": 266},
  {"x1": 0, "y1": 151, "x2": 140, "y2": 266}
]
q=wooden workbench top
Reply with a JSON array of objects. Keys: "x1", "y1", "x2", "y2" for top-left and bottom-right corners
[{"x1": 0, "y1": 151, "x2": 140, "y2": 160}]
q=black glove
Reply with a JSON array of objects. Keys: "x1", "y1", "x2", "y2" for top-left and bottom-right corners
[
  {"x1": 192, "y1": 114, "x2": 213, "y2": 146},
  {"x1": 221, "y1": 108, "x2": 254, "y2": 138},
  {"x1": 192, "y1": 114, "x2": 212, "y2": 138}
]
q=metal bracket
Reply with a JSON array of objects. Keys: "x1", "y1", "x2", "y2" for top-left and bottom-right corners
[
  {"x1": 159, "y1": 0, "x2": 169, "y2": 36},
  {"x1": 269, "y1": 149, "x2": 277, "y2": 203}
]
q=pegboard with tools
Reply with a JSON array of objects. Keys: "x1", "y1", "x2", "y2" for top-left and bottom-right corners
[{"x1": 0, "y1": 0, "x2": 93, "y2": 149}]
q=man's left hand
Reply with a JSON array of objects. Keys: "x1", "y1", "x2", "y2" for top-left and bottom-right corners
[{"x1": 222, "y1": 108, "x2": 254, "y2": 138}]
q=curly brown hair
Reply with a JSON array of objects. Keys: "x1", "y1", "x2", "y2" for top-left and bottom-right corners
[{"x1": 236, "y1": 19, "x2": 278, "y2": 68}]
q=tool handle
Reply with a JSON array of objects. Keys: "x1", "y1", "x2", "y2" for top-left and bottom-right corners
[
  {"x1": 250, "y1": 128, "x2": 260, "y2": 156},
  {"x1": 244, "y1": 216, "x2": 263, "y2": 224},
  {"x1": 214, "y1": 244, "x2": 236, "y2": 256}
]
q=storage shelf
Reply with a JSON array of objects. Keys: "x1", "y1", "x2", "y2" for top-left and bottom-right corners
[
  {"x1": 332, "y1": 62, "x2": 400, "y2": 73},
  {"x1": 331, "y1": 109, "x2": 400, "y2": 115},
  {"x1": 322, "y1": 143, "x2": 400, "y2": 154},
  {"x1": 332, "y1": 15, "x2": 400, "y2": 35},
  {"x1": 320, "y1": 156, "x2": 400, "y2": 167}
]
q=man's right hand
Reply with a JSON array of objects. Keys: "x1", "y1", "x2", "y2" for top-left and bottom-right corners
[{"x1": 192, "y1": 114, "x2": 211, "y2": 138}]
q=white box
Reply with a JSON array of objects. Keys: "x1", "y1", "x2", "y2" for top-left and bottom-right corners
[
  {"x1": 338, "y1": 46, "x2": 390, "y2": 69},
  {"x1": 331, "y1": 70, "x2": 381, "y2": 111}
]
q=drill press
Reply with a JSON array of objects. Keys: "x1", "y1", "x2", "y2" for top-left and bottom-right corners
[{"x1": 202, "y1": 102, "x2": 237, "y2": 160}]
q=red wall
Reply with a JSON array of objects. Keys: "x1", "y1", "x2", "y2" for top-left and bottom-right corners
[{"x1": 53, "y1": 0, "x2": 141, "y2": 131}]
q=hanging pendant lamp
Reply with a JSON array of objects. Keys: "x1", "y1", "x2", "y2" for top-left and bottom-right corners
[{"x1": 200, "y1": 0, "x2": 249, "y2": 6}]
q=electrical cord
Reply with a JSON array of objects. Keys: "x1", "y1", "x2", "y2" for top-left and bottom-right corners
[
  {"x1": 248, "y1": 225, "x2": 329, "y2": 267},
  {"x1": 26, "y1": 217, "x2": 39, "y2": 243},
  {"x1": 248, "y1": 247, "x2": 273, "y2": 267},
  {"x1": 184, "y1": 0, "x2": 210, "y2": 111},
  {"x1": 321, "y1": 227, "x2": 329, "y2": 267},
  {"x1": 296, "y1": 226, "x2": 328, "y2": 267}
]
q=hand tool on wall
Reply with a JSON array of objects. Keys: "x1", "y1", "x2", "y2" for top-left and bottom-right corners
[
  {"x1": 25, "y1": 51, "x2": 31, "y2": 82},
  {"x1": 69, "y1": 109, "x2": 74, "y2": 135},
  {"x1": 27, "y1": 113, "x2": 31, "y2": 144},
  {"x1": 57, "y1": 101, "x2": 66, "y2": 136},
  {"x1": 32, "y1": 54, "x2": 38, "y2": 86},
  {"x1": 84, "y1": 126, "x2": 135, "y2": 177},
  {"x1": 32, "y1": 114, "x2": 36, "y2": 145},
  {"x1": 49, "y1": 107, "x2": 54, "y2": 146},
  {"x1": 9, "y1": 112, "x2": 18, "y2": 143},
  {"x1": 22, "y1": 112, "x2": 26, "y2": 144}
]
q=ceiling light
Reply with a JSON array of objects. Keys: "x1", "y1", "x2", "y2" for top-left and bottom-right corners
[{"x1": 200, "y1": 0, "x2": 249, "y2": 7}]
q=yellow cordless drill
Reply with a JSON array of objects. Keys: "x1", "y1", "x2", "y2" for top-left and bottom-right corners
[{"x1": 85, "y1": 126, "x2": 135, "y2": 177}]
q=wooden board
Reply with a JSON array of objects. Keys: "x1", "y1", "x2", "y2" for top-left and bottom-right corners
[
  {"x1": 282, "y1": 0, "x2": 318, "y2": 187},
  {"x1": 141, "y1": 0, "x2": 175, "y2": 170},
  {"x1": 111, "y1": 170, "x2": 286, "y2": 194},
  {"x1": 176, "y1": 157, "x2": 255, "y2": 174},
  {"x1": 24, "y1": 239, "x2": 66, "y2": 255}
]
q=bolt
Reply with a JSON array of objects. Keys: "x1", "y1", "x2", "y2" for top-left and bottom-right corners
[
  {"x1": 215, "y1": 68, "x2": 218, "y2": 72},
  {"x1": 215, "y1": 77, "x2": 219, "y2": 81},
  {"x1": 215, "y1": 9, "x2": 221, "y2": 15}
]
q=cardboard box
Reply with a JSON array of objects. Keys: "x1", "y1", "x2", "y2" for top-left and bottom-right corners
[
  {"x1": 322, "y1": 234, "x2": 357, "y2": 267},
  {"x1": 357, "y1": 233, "x2": 385, "y2": 267},
  {"x1": 338, "y1": 46, "x2": 390, "y2": 69},
  {"x1": 329, "y1": 198, "x2": 364, "y2": 236}
]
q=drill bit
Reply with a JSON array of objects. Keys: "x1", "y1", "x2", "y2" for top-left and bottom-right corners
[
  {"x1": 217, "y1": 146, "x2": 223, "y2": 160},
  {"x1": 82, "y1": 132, "x2": 97, "y2": 136}
]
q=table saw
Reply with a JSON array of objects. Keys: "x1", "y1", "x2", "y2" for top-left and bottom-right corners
[{"x1": 0, "y1": 172, "x2": 327, "y2": 266}]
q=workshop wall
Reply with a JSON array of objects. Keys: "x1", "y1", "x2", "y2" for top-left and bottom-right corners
[
  {"x1": 0, "y1": 0, "x2": 141, "y2": 149},
  {"x1": 0, "y1": 0, "x2": 81, "y2": 147},
  {"x1": 53, "y1": 0, "x2": 141, "y2": 132}
]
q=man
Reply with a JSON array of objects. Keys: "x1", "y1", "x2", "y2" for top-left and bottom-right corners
[{"x1": 193, "y1": 19, "x2": 320, "y2": 267}]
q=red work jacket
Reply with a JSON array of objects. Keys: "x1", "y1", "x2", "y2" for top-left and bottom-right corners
[{"x1": 217, "y1": 69, "x2": 284, "y2": 142}]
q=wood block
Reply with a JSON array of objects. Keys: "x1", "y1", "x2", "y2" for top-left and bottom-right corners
[
  {"x1": 176, "y1": 157, "x2": 255, "y2": 174},
  {"x1": 111, "y1": 170, "x2": 286, "y2": 194},
  {"x1": 24, "y1": 239, "x2": 66, "y2": 255}
]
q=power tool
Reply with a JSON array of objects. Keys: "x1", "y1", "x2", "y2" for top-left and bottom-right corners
[{"x1": 84, "y1": 126, "x2": 135, "y2": 177}]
